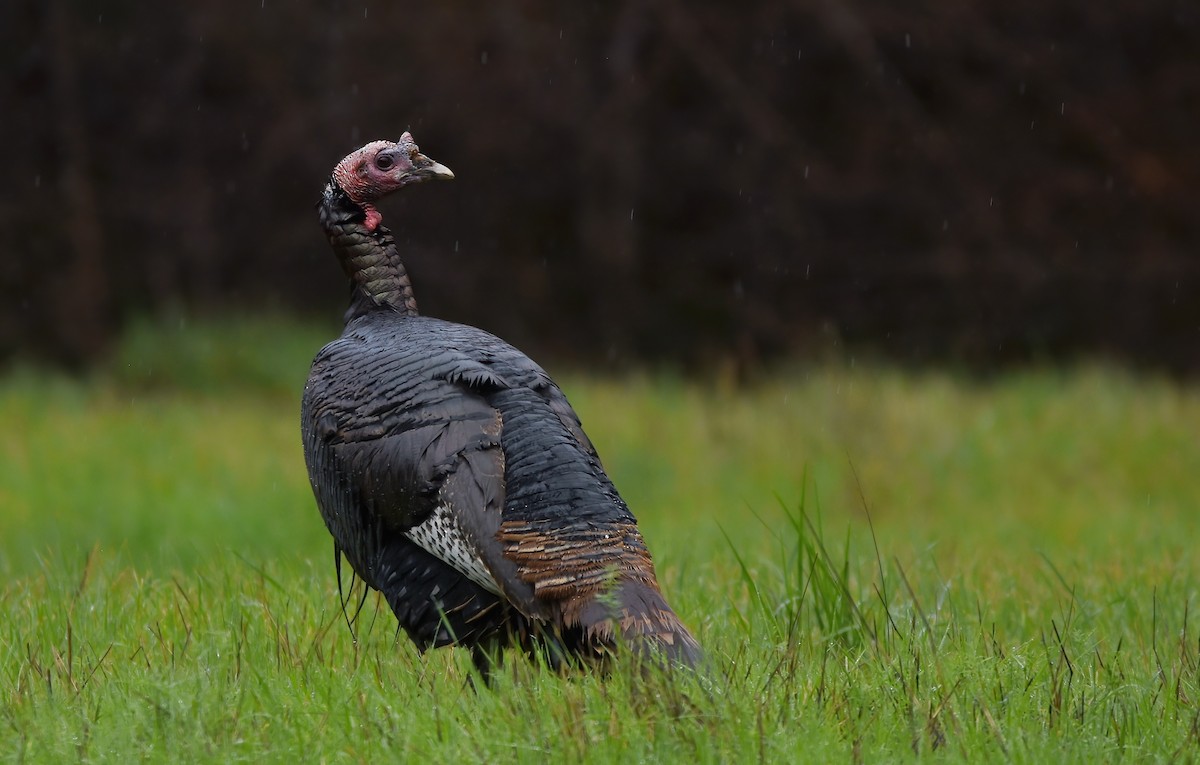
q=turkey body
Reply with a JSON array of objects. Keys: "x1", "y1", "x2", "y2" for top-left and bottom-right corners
[{"x1": 303, "y1": 135, "x2": 699, "y2": 671}]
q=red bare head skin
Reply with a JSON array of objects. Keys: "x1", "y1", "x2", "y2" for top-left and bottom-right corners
[{"x1": 332, "y1": 132, "x2": 454, "y2": 231}]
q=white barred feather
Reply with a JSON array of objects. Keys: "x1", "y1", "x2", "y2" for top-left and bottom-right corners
[{"x1": 404, "y1": 505, "x2": 501, "y2": 595}]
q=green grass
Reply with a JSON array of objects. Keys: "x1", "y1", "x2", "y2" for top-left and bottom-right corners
[{"x1": 2, "y1": 316, "x2": 1200, "y2": 762}]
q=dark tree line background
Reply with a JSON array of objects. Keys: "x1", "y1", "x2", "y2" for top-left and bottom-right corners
[{"x1": 3, "y1": 1, "x2": 1198, "y2": 373}]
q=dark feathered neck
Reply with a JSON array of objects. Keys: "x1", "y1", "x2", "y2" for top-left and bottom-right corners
[{"x1": 318, "y1": 180, "x2": 419, "y2": 322}]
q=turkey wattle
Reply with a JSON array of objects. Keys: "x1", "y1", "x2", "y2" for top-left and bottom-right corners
[{"x1": 302, "y1": 133, "x2": 701, "y2": 673}]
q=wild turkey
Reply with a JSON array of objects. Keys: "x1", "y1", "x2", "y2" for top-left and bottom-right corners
[{"x1": 303, "y1": 133, "x2": 701, "y2": 674}]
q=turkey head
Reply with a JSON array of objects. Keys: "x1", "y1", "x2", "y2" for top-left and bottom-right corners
[{"x1": 332, "y1": 132, "x2": 454, "y2": 230}]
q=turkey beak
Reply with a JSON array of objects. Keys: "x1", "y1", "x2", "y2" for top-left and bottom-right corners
[{"x1": 413, "y1": 154, "x2": 455, "y2": 181}]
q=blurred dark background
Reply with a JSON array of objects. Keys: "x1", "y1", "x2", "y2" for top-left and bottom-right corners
[{"x1": 3, "y1": 0, "x2": 1197, "y2": 373}]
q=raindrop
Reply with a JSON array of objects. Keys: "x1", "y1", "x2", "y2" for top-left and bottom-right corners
[
  {"x1": 33, "y1": 174, "x2": 40, "y2": 188},
  {"x1": 454, "y1": 240, "x2": 460, "y2": 252},
  {"x1": 629, "y1": 208, "x2": 635, "y2": 221},
  {"x1": 803, "y1": 165, "x2": 809, "y2": 179},
  {"x1": 1060, "y1": 102, "x2": 1065, "y2": 116},
  {"x1": 905, "y1": 32, "x2": 911, "y2": 48},
  {"x1": 942, "y1": 219, "x2": 949, "y2": 231},
  {"x1": 481, "y1": 50, "x2": 489, "y2": 65},
  {"x1": 797, "y1": 47, "x2": 802, "y2": 59},
  {"x1": 988, "y1": 196, "x2": 994, "y2": 207},
  {"x1": 1030, "y1": 119, "x2": 1036, "y2": 130}
]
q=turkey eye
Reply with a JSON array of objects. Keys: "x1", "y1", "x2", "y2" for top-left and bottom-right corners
[{"x1": 376, "y1": 155, "x2": 394, "y2": 170}]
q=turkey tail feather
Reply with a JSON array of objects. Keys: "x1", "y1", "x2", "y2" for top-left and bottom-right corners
[{"x1": 576, "y1": 580, "x2": 702, "y2": 668}]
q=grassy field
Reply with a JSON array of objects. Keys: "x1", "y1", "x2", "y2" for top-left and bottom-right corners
[{"x1": 2, "y1": 317, "x2": 1199, "y2": 762}]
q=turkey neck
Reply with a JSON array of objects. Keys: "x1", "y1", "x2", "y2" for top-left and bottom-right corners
[{"x1": 318, "y1": 181, "x2": 419, "y2": 321}]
